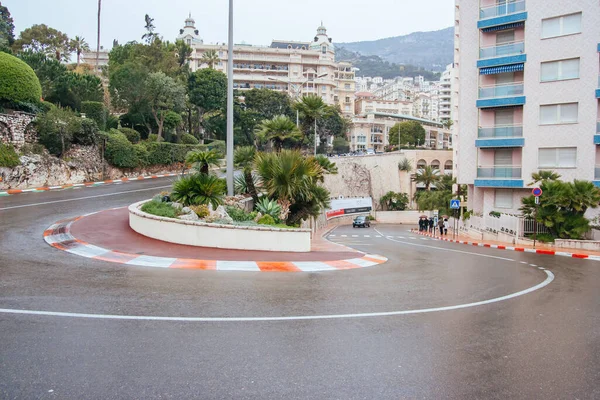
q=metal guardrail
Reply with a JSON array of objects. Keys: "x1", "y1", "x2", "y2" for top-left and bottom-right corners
[
  {"x1": 478, "y1": 125, "x2": 523, "y2": 138},
  {"x1": 480, "y1": 41, "x2": 525, "y2": 59},
  {"x1": 477, "y1": 166, "x2": 522, "y2": 178},
  {"x1": 480, "y1": 0, "x2": 526, "y2": 19}
]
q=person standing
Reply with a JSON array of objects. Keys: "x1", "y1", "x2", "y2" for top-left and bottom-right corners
[
  {"x1": 438, "y1": 218, "x2": 444, "y2": 236},
  {"x1": 444, "y1": 218, "x2": 449, "y2": 236},
  {"x1": 428, "y1": 217, "x2": 434, "y2": 234}
]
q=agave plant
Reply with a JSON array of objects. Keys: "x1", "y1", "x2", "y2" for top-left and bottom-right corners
[
  {"x1": 234, "y1": 173, "x2": 260, "y2": 196},
  {"x1": 255, "y1": 197, "x2": 282, "y2": 220},
  {"x1": 171, "y1": 174, "x2": 226, "y2": 208}
]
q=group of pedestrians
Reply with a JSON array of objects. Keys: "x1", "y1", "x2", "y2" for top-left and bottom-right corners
[{"x1": 418, "y1": 217, "x2": 450, "y2": 236}]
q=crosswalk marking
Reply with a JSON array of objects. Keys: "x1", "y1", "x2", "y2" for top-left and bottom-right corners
[
  {"x1": 364, "y1": 235, "x2": 370, "y2": 238},
  {"x1": 341, "y1": 235, "x2": 347, "y2": 237},
  {"x1": 329, "y1": 235, "x2": 336, "y2": 237},
  {"x1": 397, "y1": 236, "x2": 405, "y2": 239},
  {"x1": 352, "y1": 235, "x2": 359, "y2": 237}
]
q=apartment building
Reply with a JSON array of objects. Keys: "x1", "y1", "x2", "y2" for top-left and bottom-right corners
[
  {"x1": 439, "y1": 63, "x2": 454, "y2": 122},
  {"x1": 456, "y1": 0, "x2": 600, "y2": 216},
  {"x1": 178, "y1": 16, "x2": 355, "y2": 113},
  {"x1": 354, "y1": 93, "x2": 413, "y2": 116}
]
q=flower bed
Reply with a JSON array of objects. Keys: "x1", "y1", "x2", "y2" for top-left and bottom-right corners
[{"x1": 129, "y1": 200, "x2": 311, "y2": 252}]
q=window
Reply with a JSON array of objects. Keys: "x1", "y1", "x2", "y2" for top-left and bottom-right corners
[
  {"x1": 541, "y1": 58, "x2": 579, "y2": 82},
  {"x1": 495, "y1": 190, "x2": 513, "y2": 209},
  {"x1": 538, "y1": 147, "x2": 577, "y2": 168},
  {"x1": 541, "y1": 13, "x2": 581, "y2": 38},
  {"x1": 345, "y1": 84, "x2": 351, "y2": 89},
  {"x1": 322, "y1": 86, "x2": 327, "y2": 91},
  {"x1": 540, "y1": 103, "x2": 578, "y2": 124},
  {"x1": 321, "y1": 46, "x2": 327, "y2": 54}
]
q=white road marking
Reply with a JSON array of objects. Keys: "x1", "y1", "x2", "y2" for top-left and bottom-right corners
[
  {"x1": 0, "y1": 185, "x2": 173, "y2": 211},
  {"x1": 396, "y1": 236, "x2": 405, "y2": 239},
  {"x1": 351, "y1": 235, "x2": 359, "y2": 237},
  {"x1": 0, "y1": 271, "x2": 554, "y2": 322},
  {"x1": 329, "y1": 235, "x2": 336, "y2": 237},
  {"x1": 420, "y1": 238, "x2": 429, "y2": 241},
  {"x1": 375, "y1": 235, "x2": 381, "y2": 238},
  {"x1": 341, "y1": 235, "x2": 348, "y2": 237},
  {"x1": 363, "y1": 235, "x2": 371, "y2": 238}
]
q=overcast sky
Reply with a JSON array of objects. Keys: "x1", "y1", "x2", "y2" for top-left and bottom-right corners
[{"x1": 7, "y1": 0, "x2": 453, "y2": 49}]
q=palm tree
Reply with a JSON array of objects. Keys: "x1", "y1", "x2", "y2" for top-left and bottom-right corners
[
  {"x1": 313, "y1": 154, "x2": 338, "y2": 182},
  {"x1": 234, "y1": 146, "x2": 259, "y2": 204},
  {"x1": 294, "y1": 94, "x2": 331, "y2": 145},
  {"x1": 185, "y1": 149, "x2": 222, "y2": 175},
  {"x1": 569, "y1": 180, "x2": 600, "y2": 214},
  {"x1": 142, "y1": 14, "x2": 159, "y2": 44},
  {"x1": 200, "y1": 50, "x2": 220, "y2": 69},
  {"x1": 70, "y1": 36, "x2": 90, "y2": 66},
  {"x1": 398, "y1": 158, "x2": 414, "y2": 207},
  {"x1": 529, "y1": 170, "x2": 561, "y2": 186},
  {"x1": 412, "y1": 165, "x2": 441, "y2": 191},
  {"x1": 96, "y1": 0, "x2": 101, "y2": 72},
  {"x1": 255, "y1": 115, "x2": 302, "y2": 152},
  {"x1": 171, "y1": 174, "x2": 226, "y2": 209}
]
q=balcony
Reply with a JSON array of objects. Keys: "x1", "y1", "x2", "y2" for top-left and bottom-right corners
[
  {"x1": 476, "y1": 83, "x2": 525, "y2": 108},
  {"x1": 477, "y1": 41, "x2": 526, "y2": 68},
  {"x1": 596, "y1": 75, "x2": 600, "y2": 98},
  {"x1": 595, "y1": 121, "x2": 600, "y2": 145},
  {"x1": 476, "y1": 125, "x2": 524, "y2": 147},
  {"x1": 595, "y1": 166, "x2": 600, "y2": 188},
  {"x1": 475, "y1": 166, "x2": 523, "y2": 188},
  {"x1": 478, "y1": 0, "x2": 527, "y2": 30}
]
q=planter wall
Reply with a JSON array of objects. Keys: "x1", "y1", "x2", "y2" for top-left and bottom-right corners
[{"x1": 129, "y1": 200, "x2": 311, "y2": 252}]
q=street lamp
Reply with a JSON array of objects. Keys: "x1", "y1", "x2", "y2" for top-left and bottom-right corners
[{"x1": 226, "y1": 0, "x2": 234, "y2": 196}]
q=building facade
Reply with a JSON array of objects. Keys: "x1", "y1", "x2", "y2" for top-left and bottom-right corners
[
  {"x1": 456, "y1": 0, "x2": 600, "y2": 216},
  {"x1": 178, "y1": 16, "x2": 355, "y2": 114}
]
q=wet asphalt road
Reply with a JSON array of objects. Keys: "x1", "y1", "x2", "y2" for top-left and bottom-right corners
[{"x1": 1, "y1": 179, "x2": 599, "y2": 399}]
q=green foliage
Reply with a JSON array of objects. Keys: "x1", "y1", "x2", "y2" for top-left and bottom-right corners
[
  {"x1": 520, "y1": 178, "x2": 600, "y2": 239},
  {"x1": 398, "y1": 158, "x2": 413, "y2": 172},
  {"x1": 35, "y1": 106, "x2": 80, "y2": 156},
  {"x1": 81, "y1": 101, "x2": 107, "y2": 130},
  {"x1": 163, "y1": 110, "x2": 182, "y2": 132},
  {"x1": 389, "y1": 121, "x2": 426, "y2": 147},
  {"x1": 256, "y1": 115, "x2": 302, "y2": 151},
  {"x1": 147, "y1": 134, "x2": 159, "y2": 142},
  {"x1": 294, "y1": 94, "x2": 330, "y2": 144},
  {"x1": 180, "y1": 133, "x2": 199, "y2": 145},
  {"x1": 199, "y1": 49, "x2": 220, "y2": 68},
  {"x1": 119, "y1": 127, "x2": 141, "y2": 144},
  {"x1": 188, "y1": 68, "x2": 227, "y2": 112},
  {"x1": 186, "y1": 149, "x2": 222, "y2": 174},
  {"x1": 414, "y1": 190, "x2": 454, "y2": 215},
  {"x1": 255, "y1": 197, "x2": 281, "y2": 220},
  {"x1": 234, "y1": 173, "x2": 260, "y2": 196},
  {"x1": 104, "y1": 130, "x2": 138, "y2": 168},
  {"x1": 144, "y1": 142, "x2": 206, "y2": 165},
  {"x1": 243, "y1": 88, "x2": 294, "y2": 120},
  {"x1": 225, "y1": 206, "x2": 257, "y2": 222},
  {"x1": 313, "y1": 154, "x2": 338, "y2": 181},
  {"x1": 141, "y1": 200, "x2": 180, "y2": 218},
  {"x1": 257, "y1": 214, "x2": 276, "y2": 226},
  {"x1": 171, "y1": 173, "x2": 226, "y2": 208},
  {"x1": 12, "y1": 24, "x2": 71, "y2": 61},
  {"x1": 234, "y1": 145, "x2": 259, "y2": 201},
  {"x1": 133, "y1": 143, "x2": 149, "y2": 166},
  {"x1": 332, "y1": 137, "x2": 350, "y2": 153},
  {"x1": 0, "y1": 143, "x2": 19, "y2": 167},
  {"x1": 0, "y1": 52, "x2": 42, "y2": 106},
  {"x1": 47, "y1": 72, "x2": 103, "y2": 110},
  {"x1": 412, "y1": 166, "x2": 441, "y2": 191},
  {"x1": 528, "y1": 170, "x2": 561, "y2": 186},
  {"x1": 380, "y1": 191, "x2": 409, "y2": 211},
  {"x1": 190, "y1": 204, "x2": 210, "y2": 219},
  {"x1": 0, "y1": 2, "x2": 15, "y2": 49},
  {"x1": 19, "y1": 143, "x2": 45, "y2": 155},
  {"x1": 206, "y1": 140, "x2": 225, "y2": 155},
  {"x1": 144, "y1": 72, "x2": 186, "y2": 139},
  {"x1": 73, "y1": 118, "x2": 99, "y2": 146}
]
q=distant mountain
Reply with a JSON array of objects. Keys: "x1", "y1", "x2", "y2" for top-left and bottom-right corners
[{"x1": 337, "y1": 27, "x2": 454, "y2": 72}]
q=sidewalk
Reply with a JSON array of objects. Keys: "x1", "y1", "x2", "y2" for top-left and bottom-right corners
[{"x1": 412, "y1": 228, "x2": 600, "y2": 260}]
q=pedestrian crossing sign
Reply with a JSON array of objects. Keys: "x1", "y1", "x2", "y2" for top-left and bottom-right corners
[{"x1": 450, "y1": 199, "x2": 461, "y2": 209}]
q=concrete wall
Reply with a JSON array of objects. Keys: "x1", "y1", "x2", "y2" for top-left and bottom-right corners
[
  {"x1": 555, "y1": 239, "x2": 600, "y2": 251},
  {"x1": 129, "y1": 201, "x2": 311, "y2": 253},
  {"x1": 376, "y1": 211, "x2": 429, "y2": 225}
]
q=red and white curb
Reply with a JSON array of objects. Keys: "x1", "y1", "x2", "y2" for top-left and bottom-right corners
[
  {"x1": 0, "y1": 173, "x2": 180, "y2": 196},
  {"x1": 411, "y1": 230, "x2": 600, "y2": 261},
  {"x1": 43, "y1": 215, "x2": 388, "y2": 272}
]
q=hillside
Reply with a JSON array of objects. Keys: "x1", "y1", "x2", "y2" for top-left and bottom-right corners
[{"x1": 337, "y1": 27, "x2": 454, "y2": 72}]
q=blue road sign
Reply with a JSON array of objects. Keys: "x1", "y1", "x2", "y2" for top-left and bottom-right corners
[
  {"x1": 450, "y1": 199, "x2": 461, "y2": 209},
  {"x1": 532, "y1": 187, "x2": 542, "y2": 197}
]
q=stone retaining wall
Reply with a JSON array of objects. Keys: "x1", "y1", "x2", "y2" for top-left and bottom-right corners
[{"x1": 0, "y1": 112, "x2": 36, "y2": 146}]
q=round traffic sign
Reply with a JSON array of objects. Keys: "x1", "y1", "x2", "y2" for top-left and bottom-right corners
[{"x1": 532, "y1": 187, "x2": 542, "y2": 197}]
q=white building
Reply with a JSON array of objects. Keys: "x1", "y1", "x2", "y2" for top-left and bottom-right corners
[
  {"x1": 439, "y1": 63, "x2": 454, "y2": 122},
  {"x1": 455, "y1": 0, "x2": 600, "y2": 217}
]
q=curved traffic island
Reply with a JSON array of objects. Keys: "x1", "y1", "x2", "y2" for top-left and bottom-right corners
[{"x1": 129, "y1": 199, "x2": 311, "y2": 253}]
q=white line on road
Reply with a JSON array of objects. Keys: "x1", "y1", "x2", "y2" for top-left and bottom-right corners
[
  {"x1": 0, "y1": 185, "x2": 172, "y2": 211},
  {"x1": 0, "y1": 270, "x2": 553, "y2": 322}
]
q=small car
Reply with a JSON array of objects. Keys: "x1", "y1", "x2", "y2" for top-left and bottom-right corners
[{"x1": 353, "y1": 216, "x2": 370, "y2": 228}]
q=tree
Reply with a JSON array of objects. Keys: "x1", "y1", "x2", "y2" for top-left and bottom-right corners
[
  {"x1": 142, "y1": 14, "x2": 159, "y2": 44},
  {"x1": 255, "y1": 115, "x2": 302, "y2": 152},
  {"x1": 0, "y1": 52, "x2": 42, "y2": 106},
  {"x1": 390, "y1": 121, "x2": 426, "y2": 147},
  {"x1": 332, "y1": 137, "x2": 350, "y2": 154},
  {"x1": 13, "y1": 24, "x2": 71, "y2": 61},
  {"x1": 294, "y1": 94, "x2": 330, "y2": 144},
  {"x1": 96, "y1": 0, "x2": 101, "y2": 70},
  {"x1": 0, "y1": 2, "x2": 15, "y2": 49},
  {"x1": 200, "y1": 49, "x2": 219, "y2": 69},
  {"x1": 188, "y1": 68, "x2": 227, "y2": 139},
  {"x1": 234, "y1": 146, "x2": 259, "y2": 204},
  {"x1": 380, "y1": 191, "x2": 409, "y2": 211},
  {"x1": 70, "y1": 36, "x2": 90, "y2": 65},
  {"x1": 186, "y1": 149, "x2": 222, "y2": 175},
  {"x1": 442, "y1": 119, "x2": 453, "y2": 130},
  {"x1": 529, "y1": 170, "x2": 561, "y2": 186},
  {"x1": 313, "y1": 154, "x2": 338, "y2": 182},
  {"x1": 35, "y1": 107, "x2": 81, "y2": 156},
  {"x1": 412, "y1": 165, "x2": 440, "y2": 191},
  {"x1": 243, "y1": 88, "x2": 293, "y2": 120},
  {"x1": 144, "y1": 72, "x2": 186, "y2": 140},
  {"x1": 175, "y1": 39, "x2": 192, "y2": 68}
]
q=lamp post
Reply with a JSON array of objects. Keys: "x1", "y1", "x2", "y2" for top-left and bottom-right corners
[{"x1": 226, "y1": 0, "x2": 234, "y2": 196}]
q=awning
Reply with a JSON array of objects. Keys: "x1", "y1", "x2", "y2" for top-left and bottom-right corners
[
  {"x1": 482, "y1": 22, "x2": 524, "y2": 33},
  {"x1": 480, "y1": 63, "x2": 524, "y2": 75}
]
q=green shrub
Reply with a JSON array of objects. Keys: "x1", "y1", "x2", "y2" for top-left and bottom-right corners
[
  {"x1": 73, "y1": 118, "x2": 99, "y2": 146},
  {"x1": 171, "y1": 174, "x2": 226, "y2": 208},
  {"x1": 104, "y1": 131, "x2": 138, "y2": 168},
  {"x1": 106, "y1": 115, "x2": 119, "y2": 130},
  {"x1": 257, "y1": 214, "x2": 276, "y2": 225},
  {"x1": 39, "y1": 100, "x2": 56, "y2": 113},
  {"x1": 225, "y1": 205, "x2": 256, "y2": 222},
  {"x1": 255, "y1": 197, "x2": 281, "y2": 220},
  {"x1": 19, "y1": 143, "x2": 46, "y2": 155},
  {"x1": 0, "y1": 143, "x2": 20, "y2": 167},
  {"x1": 147, "y1": 134, "x2": 159, "y2": 142},
  {"x1": 190, "y1": 204, "x2": 210, "y2": 218},
  {"x1": 180, "y1": 133, "x2": 199, "y2": 145},
  {"x1": 206, "y1": 140, "x2": 226, "y2": 156},
  {"x1": 36, "y1": 107, "x2": 80, "y2": 156},
  {"x1": 0, "y1": 52, "x2": 42, "y2": 106},
  {"x1": 133, "y1": 143, "x2": 149, "y2": 167},
  {"x1": 119, "y1": 128, "x2": 141, "y2": 144},
  {"x1": 145, "y1": 142, "x2": 206, "y2": 166},
  {"x1": 81, "y1": 101, "x2": 107, "y2": 130},
  {"x1": 141, "y1": 200, "x2": 181, "y2": 218}
]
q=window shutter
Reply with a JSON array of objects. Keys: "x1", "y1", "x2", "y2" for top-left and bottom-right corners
[
  {"x1": 542, "y1": 18, "x2": 560, "y2": 38},
  {"x1": 495, "y1": 190, "x2": 513, "y2": 209},
  {"x1": 560, "y1": 103, "x2": 578, "y2": 123},
  {"x1": 541, "y1": 61, "x2": 558, "y2": 82},
  {"x1": 538, "y1": 148, "x2": 555, "y2": 168},
  {"x1": 540, "y1": 105, "x2": 557, "y2": 124},
  {"x1": 561, "y1": 58, "x2": 580, "y2": 80},
  {"x1": 562, "y1": 13, "x2": 582, "y2": 35},
  {"x1": 558, "y1": 148, "x2": 577, "y2": 167}
]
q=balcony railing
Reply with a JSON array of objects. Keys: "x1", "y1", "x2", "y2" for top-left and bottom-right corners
[
  {"x1": 479, "y1": 41, "x2": 524, "y2": 59},
  {"x1": 478, "y1": 125, "x2": 523, "y2": 138},
  {"x1": 477, "y1": 166, "x2": 522, "y2": 179},
  {"x1": 480, "y1": 0, "x2": 526, "y2": 19},
  {"x1": 596, "y1": 166, "x2": 600, "y2": 180},
  {"x1": 479, "y1": 83, "x2": 524, "y2": 99}
]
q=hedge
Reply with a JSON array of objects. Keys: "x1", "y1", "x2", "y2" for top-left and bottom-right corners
[
  {"x1": 180, "y1": 133, "x2": 199, "y2": 145},
  {"x1": 0, "y1": 52, "x2": 42, "y2": 105},
  {"x1": 104, "y1": 131, "x2": 138, "y2": 168},
  {"x1": 119, "y1": 128, "x2": 141, "y2": 144},
  {"x1": 205, "y1": 140, "x2": 226, "y2": 156},
  {"x1": 81, "y1": 101, "x2": 107, "y2": 131},
  {"x1": 144, "y1": 142, "x2": 208, "y2": 166},
  {"x1": 73, "y1": 119, "x2": 99, "y2": 146}
]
